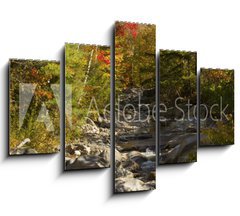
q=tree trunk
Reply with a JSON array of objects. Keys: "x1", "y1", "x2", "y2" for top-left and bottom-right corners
[{"x1": 78, "y1": 48, "x2": 94, "y2": 105}]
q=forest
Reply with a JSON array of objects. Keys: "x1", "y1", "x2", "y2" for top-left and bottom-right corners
[
  {"x1": 159, "y1": 50, "x2": 197, "y2": 164},
  {"x1": 115, "y1": 22, "x2": 156, "y2": 192},
  {"x1": 65, "y1": 43, "x2": 111, "y2": 170},
  {"x1": 9, "y1": 59, "x2": 60, "y2": 155},
  {"x1": 200, "y1": 68, "x2": 234, "y2": 145}
]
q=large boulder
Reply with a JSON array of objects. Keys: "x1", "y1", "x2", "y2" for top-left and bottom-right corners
[
  {"x1": 141, "y1": 161, "x2": 155, "y2": 172},
  {"x1": 115, "y1": 177, "x2": 149, "y2": 192},
  {"x1": 65, "y1": 155, "x2": 105, "y2": 170},
  {"x1": 115, "y1": 161, "x2": 133, "y2": 178},
  {"x1": 122, "y1": 159, "x2": 140, "y2": 172},
  {"x1": 128, "y1": 151, "x2": 148, "y2": 164}
]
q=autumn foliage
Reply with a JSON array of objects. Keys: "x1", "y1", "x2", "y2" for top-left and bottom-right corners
[
  {"x1": 9, "y1": 59, "x2": 60, "y2": 154},
  {"x1": 200, "y1": 68, "x2": 234, "y2": 145},
  {"x1": 115, "y1": 21, "x2": 156, "y2": 91},
  {"x1": 97, "y1": 51, "x2": 110, "y2": 64},
  {"x1": 65, "y1": 44, "x2": 111, "y2": 142}
]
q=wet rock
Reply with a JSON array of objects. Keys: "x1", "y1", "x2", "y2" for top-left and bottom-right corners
[
  {"x1": 99, "y1": 149, "x2": 110, "y2": 167},
  {"x1": 10, "y1": 147, "x2": 38, "y2": 155},
  {"x1": 115, "y1": 161, "x2": 134, "y2": 178},
  {"x1": 65, "y1": 155, "x2": 105, "y2": 170},
  {"x1": 141, "y1": 161, "x2": 155, "y2": 172},
  {"x1": 116, "y1": 142, "x2": 137, "y2": 152},
  {"x1": 141, "y1": 148, "x2": 156, "y2": 161},
  {"x1": 128, "y1": 151, "x2": 148, "y2": 164},
  {"x1": 145, "y1": 172, "x2": 156, "y2": 181},
  {"x1": 65, "y1": 156, "x2": 76, "y2": 165},
  {"x1": 142, "y1": 88, "x2": 155, "y2": 98},
  {"x1": 159, "y1": 133, "x2": 197, "y2": 164},
  {"x1": 144, "y1": 180, "x2": 156, "y2": 190},
  {"x1": 74, "y1": 144, "x2": 91, "y2": 155},
  {"x1": 122, "y1": 159, "x2": 140, "y2": 172},
  {"x1": 65, "y1": 144, "x2": 75, "y2": 155},
  {"x1": 100, "y1": 120, "x2": 110, "y2": 128},
  {"x1": 114, "y1": 87, "x2": 156, "y2": 192},
  {"x1": 115, "y1": 149, "x2": 122, "y2": 162},
  {"x1": 65, "y1": 142, "x2": 111, "y2": 169},
  {"x1": 74, "y1": 150, "x2": 81, "y2": 157},
  {"x1": 119, "y1": 134, "x2": 152, "y2": 142},
  {"x1": 186, "y1": 127, "x2": 197, "y2": 133}
]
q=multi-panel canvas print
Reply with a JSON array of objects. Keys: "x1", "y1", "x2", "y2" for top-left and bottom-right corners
[
  {"x1": 159, "y1": 50, "x2": 197, "y2": 164},
  {"x1": 65, "y1": 43, "x2": 111, "y2": 170},
  {"x1": 9, "y1": 59, "x2": 60, "y2": 155},
  {"x1": 200, "y1": 68, "x2": 234, "y2": 146},
  {"x1": 6, "y1": 20, "x2": 237, "y2": 196},
  {"x1": 114, "y1": 21, "x2": 156, "y2": 192}
]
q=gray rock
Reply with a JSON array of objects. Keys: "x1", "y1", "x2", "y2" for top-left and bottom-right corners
[
  {"x1": 122, "y1": 159, "x2": 140, "y2": 172},
  {"x1": 115, "y1": 161, "x2": 133, "y2": 178},
  {"x1": 141, "y1": 161, "x2": 155, "y2": 172},
  {"x1": 115, "y1": 150, "x2": 122, "y2": 162},
  {"x1": 115, "y1": 177, "x2": 149, "y2": 192},
  {"x1": 128, "y1": 151, "x2": 148, "y2": 164},
  {"x1": 65, "y1": 155, "x2": 104, "y2": 170}
]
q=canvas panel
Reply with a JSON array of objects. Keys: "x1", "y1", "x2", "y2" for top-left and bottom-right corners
[
  {"x1": 200, "y1": 68, "x2": 234, "y2": 146},
  {"x1": 65, "y1": 43, "x2": 111, "y2": 170},
  {"x1": 159, "y1": 50, "x2": 197, "y2": 164},
  {"x1": 9, "y1": 59, "x2": 60, "y2": 155},
  {"x1": 114, "y1": 21, "x2": 156, "y2": 192}
]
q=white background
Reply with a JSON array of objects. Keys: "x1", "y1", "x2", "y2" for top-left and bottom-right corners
[{"x1": 0, "y1": 0, "x2": 239, "y2": 215}]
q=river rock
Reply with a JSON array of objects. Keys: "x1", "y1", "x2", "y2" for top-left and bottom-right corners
[
  {"x1": 145, "y1": 171, "x2": 156, "y2": 181},
  {"x1": 116, "y1": 142, "x2": 137, "y2": 152},
  {"x1": 74, "y1": 144, "x2": 91, "y2": 155},
  {"x1": 98, "y1": 149, "x2": 110, "y2": 167},
  {"x1": 186, "y1": 127, "x2": 197, "y2": 133},
  {"x1": 144, "y1": 180, "x2": 156, "y2": 190},
  {"x1": 159, "y1": 133, "x2": 197, "y2": 164},
  {"x1": 65, "y1": 144, "x2": 75, "y2": 155},
  {"x1": 115, "y1": 161, "x2": 134, "y2": 178},
  {"x1": 122, "y1": 159, "x2": 140, "y2": 172},
  {"x1": 128, "y1": 151, "x2": 148, "y2": 164},
  {"x1": 10, "y1": 147, "x2": 38, "y2": 155},
  {"x1": 141, "y1": 161, "x2": 155, "y2": 172},
  {"x1": 115, "y1": 177, "x2": 149, "y2": 192},
  {"x1": 115, "y1": 149, "x2": 122, "y2": 162},
  {"x1": 65, "y1": 155, "x2": 104, "y2": 170}
]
